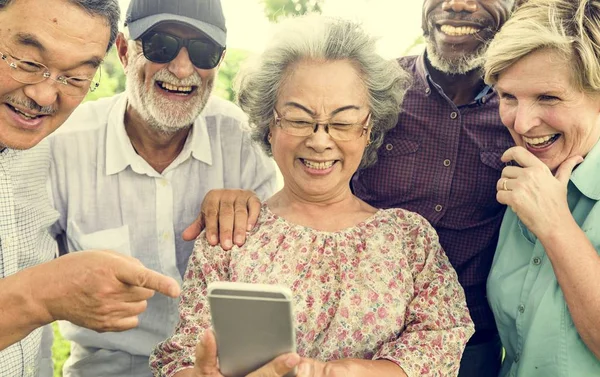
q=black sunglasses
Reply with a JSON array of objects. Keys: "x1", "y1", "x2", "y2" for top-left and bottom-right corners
[{"x1": 140, "y1": 31, "x2": 225, "y2": 70}]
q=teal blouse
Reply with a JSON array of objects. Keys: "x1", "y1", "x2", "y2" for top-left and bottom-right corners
[{"x1": 487, "y1": 141, "x2": 600, "y2": 377}]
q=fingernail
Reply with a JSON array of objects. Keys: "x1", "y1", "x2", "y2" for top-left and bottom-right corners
[
  {"x1": 223, "y1": 239, "x2": 232, "y2": 249},
  {"x1": 234, "y1": 235, "x2": 243, "y2": 245},
  {"x1": 247, "y1": 223, "x2": 254, "y2": 231},
  {"x1": 209, "y1": 235, "x2": 217, "y2": 244}
]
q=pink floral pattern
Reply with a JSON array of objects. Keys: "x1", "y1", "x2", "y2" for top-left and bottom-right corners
[{"x1": 150, "y1": 206, "x2": 474, "y2": 377}]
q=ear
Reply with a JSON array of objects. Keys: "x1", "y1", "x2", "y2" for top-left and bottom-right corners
[{"x1": 116, "y1": 32, "x2": 130, "y2": 69}]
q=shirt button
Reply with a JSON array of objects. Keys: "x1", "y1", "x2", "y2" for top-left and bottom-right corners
[
  {"x1": 514, "y1": 353, "x2": 521, "y2": 363},
  {"x1": 443, "y1": 159, "x2": 451, "y2": 167},
  {"x1": 450, "y1": 111, "x2": 458, "y2": 119},
  {"x1": 532, "y1": 256, "x2": 542, "y2": 265},
  {"x1": 425, "y1": 87, "x2": 431, "y2": 94},
  {"x1": 160, "y1": 179, "x2": 169, "y2": 187},
  {"x1": 518, "y1": 304, "x2": 525, "y2": 314},
  {"x1": 434, "y1": 204, "x2": 443, "y2": 212},
  {"x1": 385, "y1": 143, "x2": 393, "y2": 151}
]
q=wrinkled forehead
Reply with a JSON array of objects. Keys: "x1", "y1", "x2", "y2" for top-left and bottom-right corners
[{"x1": 0, "y1": 0, "x2": 109, "y2": 69}]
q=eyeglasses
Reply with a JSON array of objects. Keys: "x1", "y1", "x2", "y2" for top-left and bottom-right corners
[
  {"x1": 0, "y1": 51, "x2": 100, "y2": 97},
  {"x1": 140, "y1": 31, "x2": 225, "y2": 70},
  {"x1": 274, "y1": 109, "x2": 371, "y2": 141}
]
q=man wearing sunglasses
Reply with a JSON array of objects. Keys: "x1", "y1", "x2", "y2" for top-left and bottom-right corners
[{"x1": 46, "y1": 0, "x2": 278, "y2": 376}]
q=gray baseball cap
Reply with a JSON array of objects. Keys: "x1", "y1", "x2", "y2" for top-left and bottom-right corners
[{"x1": 125, "y1": 0, "x2": 227, "y2": 47}]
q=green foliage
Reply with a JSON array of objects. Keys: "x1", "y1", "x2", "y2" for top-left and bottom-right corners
[
  {"x1": 52, "y1": 323, "x2": 70, "y2": 377},
  {"x1": 85, "y1": 47, "x2": 126, "y2": 102},
  {"x1": 214, "y1": 49, "x2": 251, "y2": 102},
  {"x1": 261, "y1": 0, "x2": 323, "y2": 22}
]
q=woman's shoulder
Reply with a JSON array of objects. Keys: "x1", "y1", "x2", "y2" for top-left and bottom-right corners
[{"x1": 375, "y1": 207, "x2": 435, "y2": 229}]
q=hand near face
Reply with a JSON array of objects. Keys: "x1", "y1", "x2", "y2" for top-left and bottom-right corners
[
  {"x1": 191, "y1": 331, "x2": 300, "y2": 377},
  {"x1": 182, "y1": 189, "x2": 261, "y2": 250},
  {"x1": 36, "y1": 250, "x2": 180, "y2": 332},
  {"x1": 496, "y1": 146, "x2": 583, "y2": 238}
]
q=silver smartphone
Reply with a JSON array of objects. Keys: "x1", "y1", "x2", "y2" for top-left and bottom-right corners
[{"x1": 207, "y1": 281, "x2": 297, "y2": 377}]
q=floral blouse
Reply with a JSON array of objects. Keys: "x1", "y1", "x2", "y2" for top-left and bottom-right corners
[{"x1": 150, "y1": 206, "x2": 474, "y2": 377}]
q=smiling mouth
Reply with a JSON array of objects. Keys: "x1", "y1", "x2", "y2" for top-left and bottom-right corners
[
  {"x1": 156, "y1": 81, "x2": 197, "y2": 95},
  {"x1": 439, "y1": 24, "x2": 481, "y2": 36},
  {"x1": 523, "y1": 134, "x2": 561, "y2": 149},
  {"x1": 6, "y1": 103, "x2": 46, "y2": 120},
  {"x1": 300, "y1": 158, "x2": 337, "y2": 170}
]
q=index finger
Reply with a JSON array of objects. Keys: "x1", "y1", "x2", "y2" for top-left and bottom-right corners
[
  {"x1": 501, "y1": 146, "x2": 545, "y2": 168},
  {"x1": 115, "y1": 264, "x2": 181, "y2": 298}
]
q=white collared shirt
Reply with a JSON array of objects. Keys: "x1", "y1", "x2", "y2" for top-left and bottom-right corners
[
  {"x1": 0, "y1": 141, "x2": 59, "y2": 377},
  {"x1": 48, "y1": 93, "x2": 278, "y2": 370}
]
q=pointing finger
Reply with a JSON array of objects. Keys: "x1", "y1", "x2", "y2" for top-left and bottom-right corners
[{"x1": 115, "y1": 264, "x2": 180, "y2": 298}]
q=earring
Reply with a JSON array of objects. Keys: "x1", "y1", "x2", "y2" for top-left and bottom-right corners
[
  {"x1": 268, "y1": 133, "x2": 272, "y2": 143},
  {"x1": 366, "y1": 139, "x2": 372, "y2": 146}
]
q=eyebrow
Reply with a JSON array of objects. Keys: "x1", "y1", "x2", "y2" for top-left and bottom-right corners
[
  {"x1": 282, "y1": 102, "x2": 362, "y2": 116},
  {"x1": 13, "y1": 32, "x2": 46, "y2": 52},
  {"x1": 12, "y1": 32, "x2": 103, "y2": 69}
]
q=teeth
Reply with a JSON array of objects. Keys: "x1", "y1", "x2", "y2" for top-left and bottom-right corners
[
  {"x1": 303, "y1": 159, "x2": 335, "y2": 170},
  {"x1": 523, "y1": 134, "x2": 557, "y2": 146},
  {"x1": 13, "y1": 107, "x2": 38, "y2": 119},
  {"x1": 440, "y1": 25, "x2": 480, "y2": 36},
  {"x1": 159, "y1": 82, "x2": 193, "y2": 93}
]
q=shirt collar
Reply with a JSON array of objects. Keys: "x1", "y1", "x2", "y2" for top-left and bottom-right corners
[
  {"x1": 570, "y1": 139, "x2": 600, "y2": 200},
  {"x1": 416, "y1": 50, "x2": 494, "y2": 106},
  {"x1": 105, "y1": 93, "x2": 213, "y2": 176}
]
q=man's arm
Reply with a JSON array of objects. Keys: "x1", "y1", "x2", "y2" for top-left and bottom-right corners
[
  {"x1": 183, "y1": 127, "x2": 278, "y2": 249},
  {"x1": 0, "y1": 250, "x2": 180, "y2": 350}
]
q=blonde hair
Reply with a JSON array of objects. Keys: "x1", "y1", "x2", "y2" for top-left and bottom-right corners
[{"x1": 484, "y1": 0, "x2": 600, "y2": 94}]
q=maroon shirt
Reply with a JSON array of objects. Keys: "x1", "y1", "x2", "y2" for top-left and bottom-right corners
[{"x1": 352, "y1": 53, "x2": 514, "y2": 333}]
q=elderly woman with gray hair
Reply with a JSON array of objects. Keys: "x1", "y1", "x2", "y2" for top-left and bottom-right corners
[
  {"x1": 484, "y1": 0, "x2": 600, "y2": 376},
  {"x1": 150, "y1": 14, "x2": 473, "y2": 377}
]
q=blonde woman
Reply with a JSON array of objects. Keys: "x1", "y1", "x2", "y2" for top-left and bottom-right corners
[{"x1": 484, "y1": 0, "x2": 600, "y2": 375}]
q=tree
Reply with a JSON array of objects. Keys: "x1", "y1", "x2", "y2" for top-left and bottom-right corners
[{"x1": 262, "y1": 0, "x2": 323, "y2": 22}]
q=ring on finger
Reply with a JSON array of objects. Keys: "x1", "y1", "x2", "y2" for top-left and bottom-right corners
[{"x1": 502, "y1": 178, "x2": 509, "y2": 191}]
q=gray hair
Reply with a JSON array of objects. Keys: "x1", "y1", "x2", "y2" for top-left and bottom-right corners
[
  {"x1": 235, "y1": 14, "x2": 410, "y2": 169},
  {"x1": 484, "y1": 0, "x2": 600, "y2": 94},
  {"x1": 0, "y1": 0, "x2": 120, "y2": 52}
]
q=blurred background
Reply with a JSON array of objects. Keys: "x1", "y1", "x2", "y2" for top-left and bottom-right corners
[{"x1": 52, "y1": 0, "x2": 425, "y2": 375}]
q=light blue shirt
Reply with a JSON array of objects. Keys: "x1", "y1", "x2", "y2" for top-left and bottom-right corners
[
  {"x1": 48, "y1": 93, "x2": 279, "y2": 377},
  {"x1": 487, "y1": 141, "x2": 600, "y2": 377}
]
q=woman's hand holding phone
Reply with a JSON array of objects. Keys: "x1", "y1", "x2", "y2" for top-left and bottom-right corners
[{"x1": 189, "y1": 331, "x2": 301, "y2": 377}]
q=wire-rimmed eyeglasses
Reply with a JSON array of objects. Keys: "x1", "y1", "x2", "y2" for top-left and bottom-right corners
[
  {"x1": 273, "y1": 109, "x2": 371, "y2": 141},
  {"x1": 0, "y1": 51, "x2": 101, "y2": 97}
]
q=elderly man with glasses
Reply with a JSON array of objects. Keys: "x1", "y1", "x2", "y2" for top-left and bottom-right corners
[
  {"x1": 0, "y1": 0, "x2": 184, "y2": 376},
  {"x1": 46, "y1": 0, "x2": 278, "y2": 376}
]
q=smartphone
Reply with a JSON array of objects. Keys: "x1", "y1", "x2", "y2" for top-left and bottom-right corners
[{"x1": 207, "y1": 281, "x2": 297, "y2": 377}]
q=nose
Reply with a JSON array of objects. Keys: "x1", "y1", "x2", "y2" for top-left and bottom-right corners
[
  {"x1": 512, "y1": 103, "x2": 542, "y2": 135},
  {"x1": 167, "y1": 47, "x2": 196, "y2": 79},
  {"x1": 22, "y1": 81, "x2": 60, "y2": 109},
  {"x1": 442, "y1": 0, "x2": 478, "y2": 13},
  {"x1": 305, "y1": 124, "x2": 335, "y2": 152}
]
